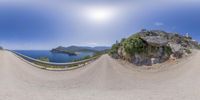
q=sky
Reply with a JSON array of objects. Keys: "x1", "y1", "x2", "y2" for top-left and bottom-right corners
[{"x1": 0, "y1": 0, "x2": 200, "y2": 50}]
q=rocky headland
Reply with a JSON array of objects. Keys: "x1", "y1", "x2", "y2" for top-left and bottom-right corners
[
  {"x1": 110, "y1": 29, "x2": 199, "y2": 66},
  {"x1": 0, "y1": 46, "x2": 3, "y2": 50}
]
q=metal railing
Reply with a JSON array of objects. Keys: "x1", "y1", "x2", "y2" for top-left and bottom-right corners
[{"x1": 10, "y1": 50, "x2": 98, "y2": 69}]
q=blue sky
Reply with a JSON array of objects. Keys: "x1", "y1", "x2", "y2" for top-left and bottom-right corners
[{"x1": 0, "y1": 0, "x2": 200, "y2": 50}]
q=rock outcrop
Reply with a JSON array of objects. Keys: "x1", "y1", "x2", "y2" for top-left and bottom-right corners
[
  {"x1": 141, "y1": 36, "x2": 168, "y2": 46},
  {"x1": 110, "y1": 29, "x2": 198, "y2": 66}
]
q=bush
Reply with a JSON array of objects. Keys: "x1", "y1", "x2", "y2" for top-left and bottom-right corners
[
  {"x1": 164, "y1": 46, "x2": 172, "y2": 55},
  {"x1": 122, "y1": 36, "x2": 147, "y2": 55},
  {"x1": 37, "y1": 57, "x2": 49, "y2": 62},
  {"x1": 185, "y1": 49, "x2": 191, "y2": 54},
  {"x1": 109, "y1": 41, "x2": 120, "y2": 55},
  {"x1": 198, "y1": 44, "x2": 200, "y2": 49}
]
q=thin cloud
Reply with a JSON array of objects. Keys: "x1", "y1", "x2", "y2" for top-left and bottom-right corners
[{"x1": 154, "y1": 22, "x2": 164, "y2": 26}]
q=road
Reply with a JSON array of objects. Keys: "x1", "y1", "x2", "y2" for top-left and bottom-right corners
[{"x1": 0, "y1": 50, "x2": 200, "y2": 100}]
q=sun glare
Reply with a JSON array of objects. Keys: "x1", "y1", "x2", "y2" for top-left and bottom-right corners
[{"x1": 84, "y1": 7, "x2": 116, "y2": 23}]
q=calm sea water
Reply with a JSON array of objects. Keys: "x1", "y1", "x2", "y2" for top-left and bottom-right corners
[{"x1": 14, "y1": 50, "x2": 94, "y2": 63}]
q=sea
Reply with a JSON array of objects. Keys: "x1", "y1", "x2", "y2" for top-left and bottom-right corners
[{"x1": 14, "y1": 50, "x2": 94, "y2": 63}]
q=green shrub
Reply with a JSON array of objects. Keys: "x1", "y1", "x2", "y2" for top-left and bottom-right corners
[
  {"x1": 122, "y1": 36, "x2": 147, "y2": 55},
  {"x1": 198, "y1": 44, "x2": 200, "y2": 49},
  {"x1": 164, "y1": 46, "x2": 172, "y2": 55},
  {"x1": 37, "y1": 57, "x2": 49, "y2": 62},
  {"x1": 185, "y1": 49, "x2": 191, "y2": 54},
  {"x1": 109, "y1": 41, "x2": 120, "y2": 55},
  {"x1": 83, "y1": 55, "x2": 91, "y2": 59}
]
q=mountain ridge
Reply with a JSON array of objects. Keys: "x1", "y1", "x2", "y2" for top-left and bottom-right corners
[{"x1": 51, "y1": 45, "x2": 110, "y2": 54}]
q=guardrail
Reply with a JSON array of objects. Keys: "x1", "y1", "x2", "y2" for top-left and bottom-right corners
[{"x1": 9, "y1": 50, "x2": 99, "y2": 69}]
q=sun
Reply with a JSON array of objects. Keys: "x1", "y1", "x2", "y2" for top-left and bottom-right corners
[
  {"x1": 87, "y1": 8, "x2": 112, "y2": 22},
  {"x1": 84, "y1": 6, "x2": 116, "y2": 23}
]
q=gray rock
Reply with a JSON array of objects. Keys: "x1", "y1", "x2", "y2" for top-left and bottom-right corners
[
  {"x1": 141, "y1": 36, "x2": 168, "y2": 46},
  {"x1": 168, "y1": 42, "x2": 185, "y2": 58},
  {"x1": 132, "y1": 53, "x2": 152, "y2": 66},
  {"x1": 118, "y1": 47, "x2": 130, "y2": 60},
  {"x1": 168, "y1": 42, "x2": 182, "y2": 53},
  {"x1": 173, "y1": 51, "x2": 183, "y2": 58},
  {"x1": 151, "y1": 58, "x2": 160, "y2": 64}
]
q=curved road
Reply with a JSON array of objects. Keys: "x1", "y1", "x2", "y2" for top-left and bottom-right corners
[{"x1": 0, "y1": 50, "x2": 200, "y2": 100}]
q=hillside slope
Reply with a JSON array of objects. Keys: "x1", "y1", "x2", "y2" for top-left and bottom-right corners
[
  {"x1": 51, "y1": 46, "x2": 110, "y2": 53},
  {"x1": 110, "y1": 29, "x2": 199, "y2": 65}
]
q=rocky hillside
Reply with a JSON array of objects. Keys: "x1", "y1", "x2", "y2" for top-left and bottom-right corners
[
  {"x1": 109, "y1": 29, "x2": 199, "y2": 66},
  {"x1": 51, "y1": 46, "x2": 110, "y2": 53},
  {"x1": 0, "y1": 46, "x2": 3, "y2": 50},
  {"x1": 51, "y1": 46, "x2": 77, "y2": 55}
]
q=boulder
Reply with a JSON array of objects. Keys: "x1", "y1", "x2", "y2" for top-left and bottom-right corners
[
  {"x1": 168, "y1": 42, "x2": 182, "y2": 53},
  {"x1": 168, "y1": 42, "x2": 185, "y2": 58},
  {"x1": 151, "y1": 58, "x2": 160, "y2": 64},
  {"x1": 132, "y1": 53, "x2": 152, "y2": 66},
  {"x1": 118, "y1": 47, "x2": 131, "y2": 60},
  {"x1": 141, "y1": 36, "x2": 168, "y2": 46},
  {"x1": 173, "y1": 51, "x2": 183, "y2": 58}
]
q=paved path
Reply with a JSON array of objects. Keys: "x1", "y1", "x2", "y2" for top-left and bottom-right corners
[{"x1": 0, "y1": 50, "x2": 200, "y2": 100}]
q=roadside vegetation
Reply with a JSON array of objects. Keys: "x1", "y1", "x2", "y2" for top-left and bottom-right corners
[
  {"x1": 109, "y1": 29, "x2": 197, "y2": 65},
  {"x1": 122, "y1": 36, "x2": 147, "y2": 55},
  {"x1": 73, "y1": 49, "x2": 109, "y2": 62},
  {"x1": 37, "y1": 57, "x2": 49, "y2": 62}
]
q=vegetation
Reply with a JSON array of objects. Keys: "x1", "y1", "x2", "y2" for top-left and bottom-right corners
[
  {"x1": 109, "y1": 41, "x2": 120, "y2": 55},
  {"x1": 61, "y1": 50, "x2": 77, "y2": 55},
  {"x1": 185, "y1": 49, "x2": 192, "y2": 54},
  {"x1": 51, "y1": 46, "x2": 111, "y2": 56},
  {"x1": 122, "y1": 36, "x2": 147, "y2": 55},
  {"x1": 34, "y1": 62, "x2": 65, "y2": 69},
  {"x1": 37, "y1": 57, "x2": 49, "y2": 62},
  {"x1": 198, "y1": 44, "x2": 200, "y2": 49},
  {"x1": 72, "y1": 49, "x2": 108, "y2": 62},
  {"x1": 109, "y1": 29, "x2": 198, "y2": 65},
  {"x1": 163, "y1": 46, "x2": 172, "y2": 55}
]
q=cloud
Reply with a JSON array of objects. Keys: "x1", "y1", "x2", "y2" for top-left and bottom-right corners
[{"x1": 154, "y1": 22, "x2": 164, "y2": 26}]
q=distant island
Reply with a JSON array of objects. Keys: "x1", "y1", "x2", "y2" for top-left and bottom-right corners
[
  {"x1": 51, "y1": 46, "x2": 110, "y2": 55},
  {"x1": 51, "y1": 46, "x2": 77, "y2": 56}
]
